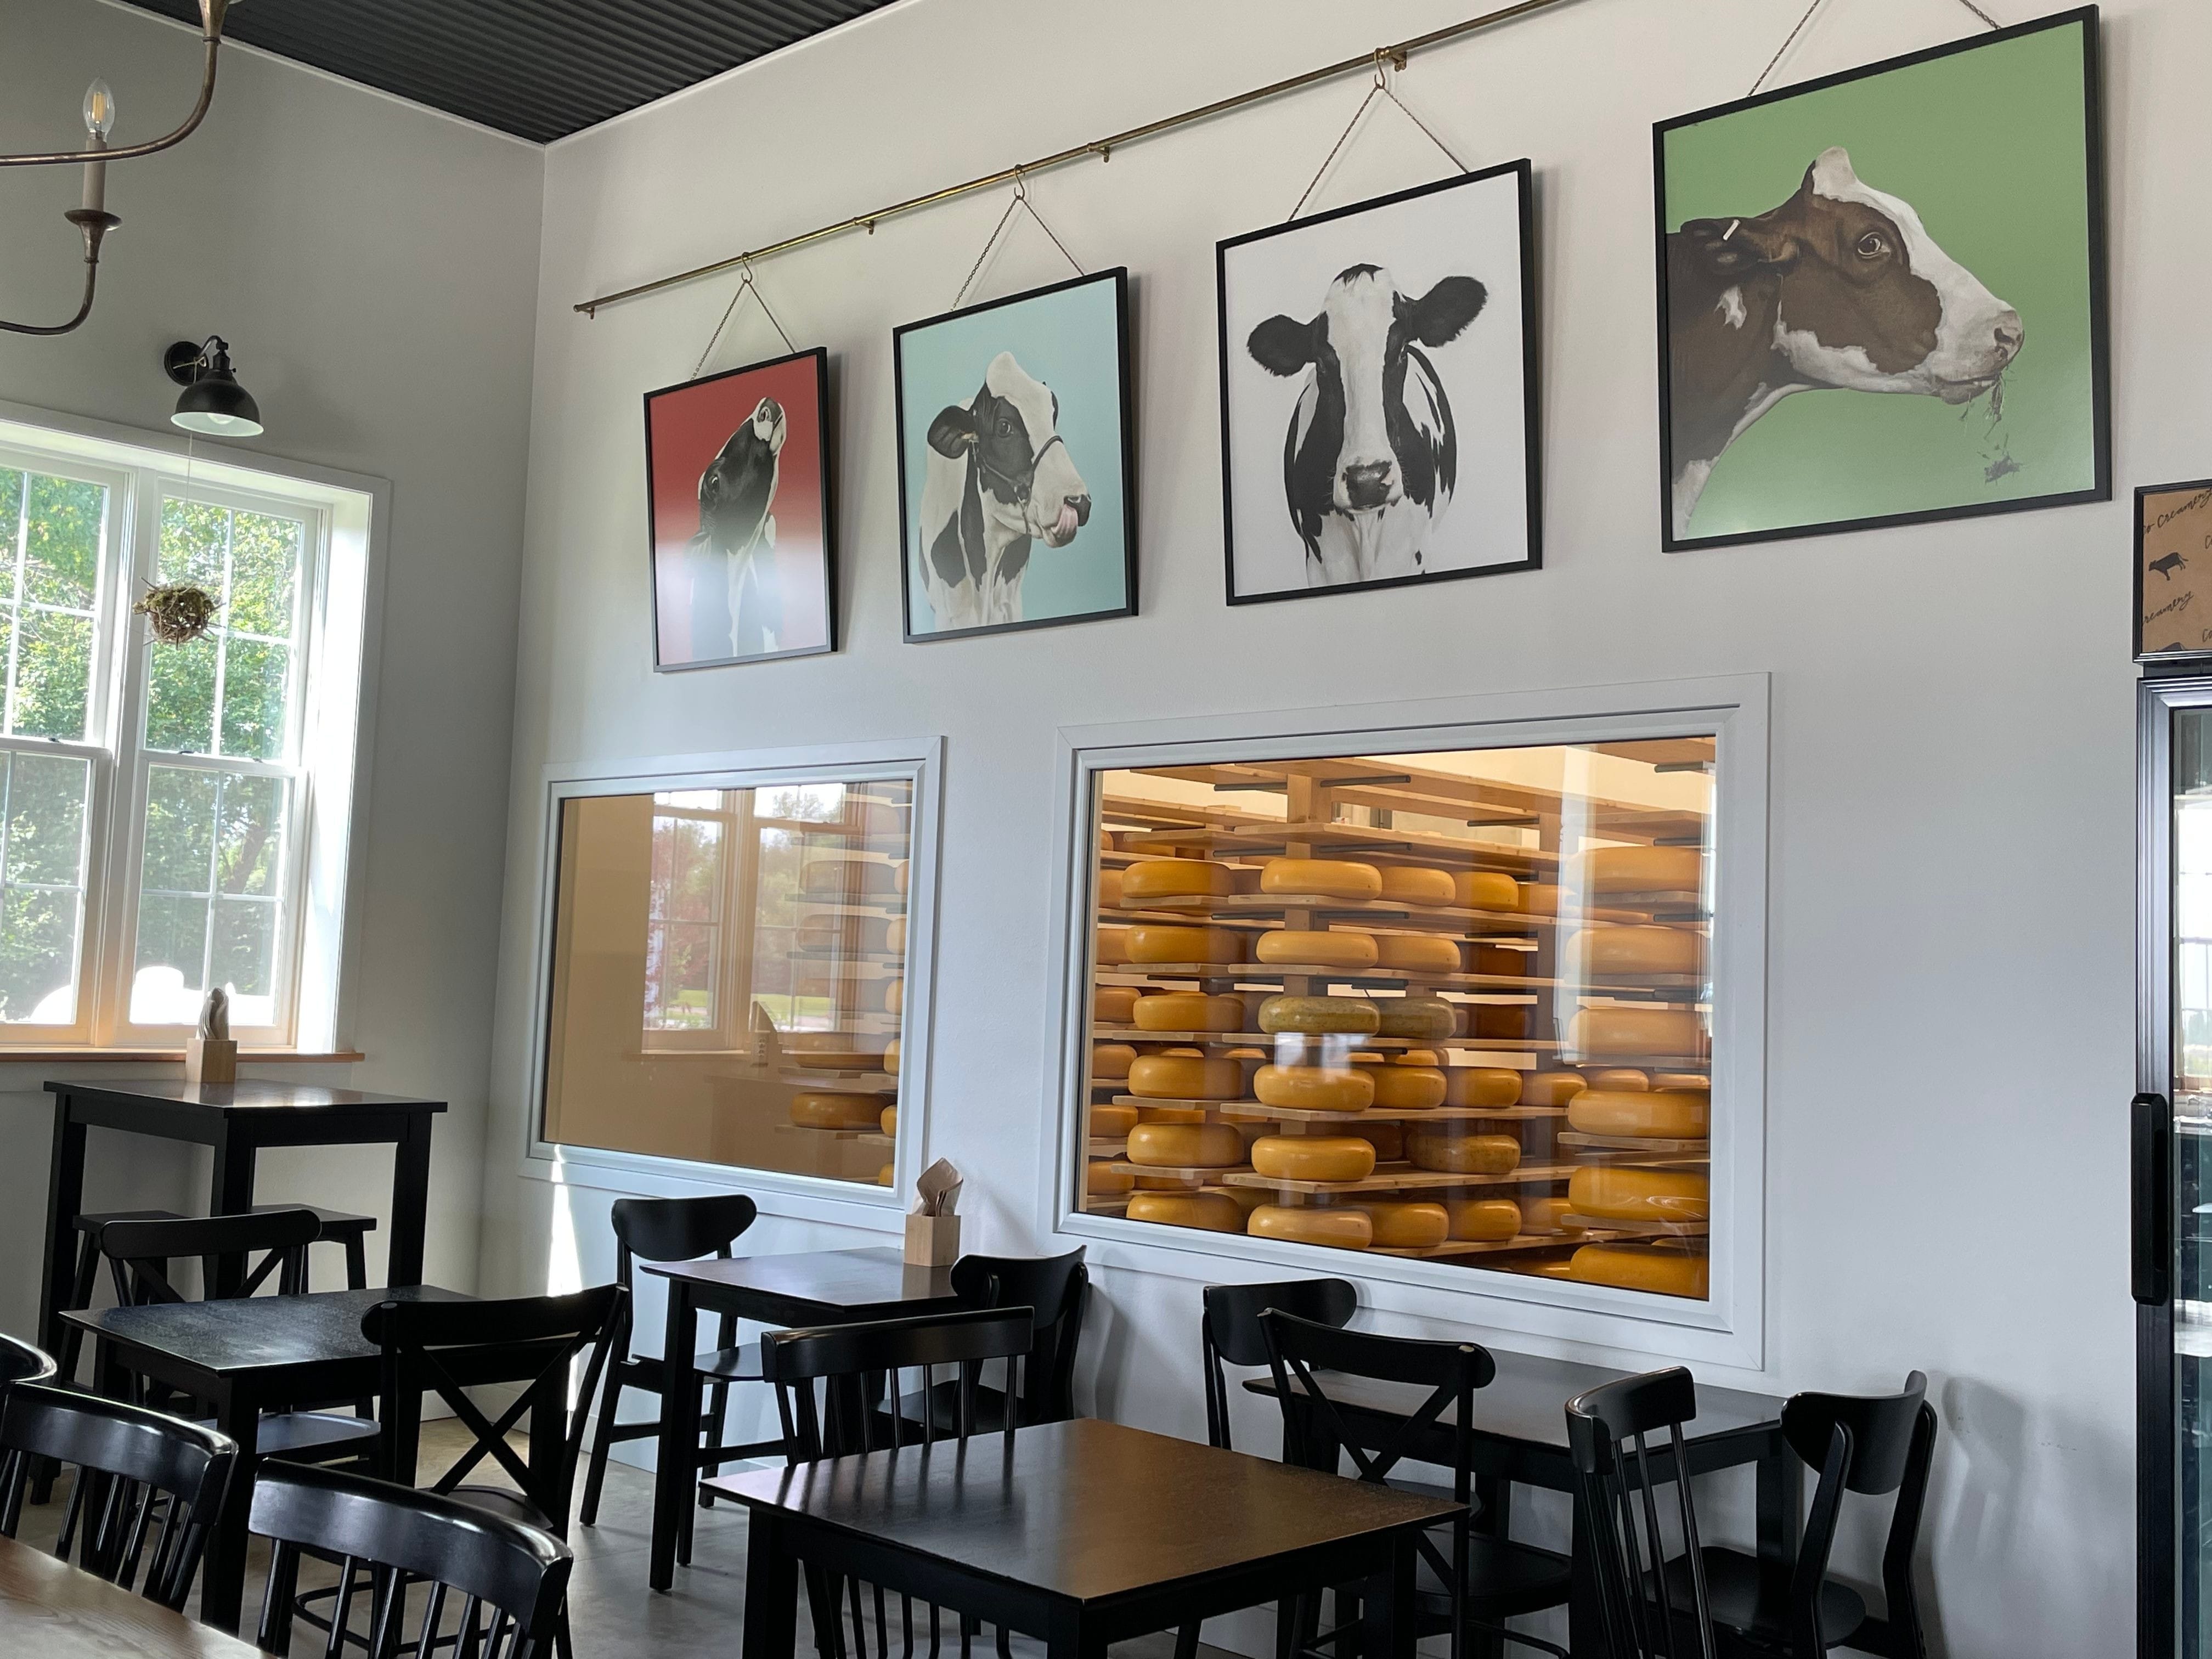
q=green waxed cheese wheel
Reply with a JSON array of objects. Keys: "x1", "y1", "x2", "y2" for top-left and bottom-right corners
[
  {"x1": 1375, "y1": 997, "x2": 1459, "y2": 1039},
  {"x1": 1257, "y1": 995, "x2": 1382, "y2": 1035}
]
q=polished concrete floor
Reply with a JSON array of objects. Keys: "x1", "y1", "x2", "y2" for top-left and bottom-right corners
[{"x1": 18, "y1": 1421, "x2": 1233, "y2": 1658}]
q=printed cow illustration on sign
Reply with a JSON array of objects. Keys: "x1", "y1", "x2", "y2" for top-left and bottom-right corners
[
  {"x1": 1246, "y1": 264, "x2": 1488, "y2": 587},
  {"x1": 1667, "y1": 146, "x2": 2024, "y2": 537},
  {"x1": 917, "y1": 350, "x2": 1092, "y2": 630},
  {"x1": 693, "y1": 396, "x2": 788, "y2": 656}
]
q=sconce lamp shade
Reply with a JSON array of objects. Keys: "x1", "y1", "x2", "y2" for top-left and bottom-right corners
[{"x1": 165, "y1": 337, "x2": 263, "y2": 436}]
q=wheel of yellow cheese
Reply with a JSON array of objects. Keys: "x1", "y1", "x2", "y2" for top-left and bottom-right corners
[
  {"x1": 880, "y1": 1106, "x2": 898, "y2": 1136},
  {"x1": 1122, "y1": 859, "x2": 1236, "y2": 901},
  {"x1": 1253, "y1": 1065, "x2": 1374, "y2": 1113},
  {"x1": 1096, "y1": 928, "x2": 1131, "y2": 966},
  {"x1": 1135, "y1": 992, "x2": 1245, "y2": 1032},
  {"x1": 882, "y1": 978, "x2": 904, "y2": 1016},
  {"x1": 1098, "y1": 869, "x2": 1123, "y2": 908},
  {"x1": 1375, "y1": 996, "x2": 1459, "y2": 1039},
  {"x1": 1258, "y1": 995, "x2": 1381, "y2": 1035},
  {"x1": 1567, "y1": 1244, "x2": 1708, "y2": 1298},
  {"x1": 1518, "y1": 882, "x2": 1561, "y2": 915},
  {"x1": 1576, "y1": 845, "x2": 1702, "y2": 895},
  {"x1": 1259, "y1": 858, "x2": 1383, "y2": 900},
  {"x1": 1088, "y1": 1104, "x2": 1139, "y2": 1138},
  {"x1": 1127, "y1": 1121, "x2": 1248, "y2": 1169},
  {"x1": 1444, "y1": 1068, "x2": 1523, "y2": 1109},
  {"x1": 883, "y1": 1039, "x2": 901, "y2": 1076},
  {"x1": 1375, "y1": 934, "x2": 1463, "y2": 973},
  {"x1": 1586, "y1": 1069, "x2": 1650, "y2": 1092},
  {"x1": 1087, "y1": 1162, "x2": 1136, "y2": 1195},
  {"x1": 1572, "y1": 926, "x2": 1703, "y2": 977},
  {"x1": 1519, "y1": 1196, "x2": 1583, "y2": 1236},
  {"x1": 789, "y1": 1092, "x2": 887, "y2": 1130},
  {"x1": 892, "y1": 861, "x2": 908, "y2": 896},
  {"x1": 1374, "y1": 866, "x2": 1454, "y2": 906},
  {"x1": 1094, "y1": 986, "x2": 1142, "y2": 1023},
  {"x1": 1127, "y1": 1053, "x2": 1244, "y2": 1101},
  {"x1": 1521, "y1": 1070, "x2": 1587, "y2": 1105},
  {"x1": 1358, "y1": 1202, "x2": 1451, "y2": 1249},
  {"x1": 886, "y1": 917, "x2": 908, "y2": 954},
  {"x1": 1470, "y1": 945, "x2": 1528, "y2": 977},
  {"x1": 1455, "y1": 871, "x2": 1522, "y2": 911},
  {"x1": 1406, "y1": 1130, "x2": 1522, "y2": 1175},
  {"x1": 1567, "y1": 1166, "x2": 1709, "y2": 1224},
  {"x1": 1128, "y1": 1191, "x2": 1245, "y2": 1232},
  {"x1": 1091, "y1": 1044, "x2": 1137, "y2": 1082},
  {"x1": 1127, "y1": 925, "x2": 1246, "y2": 964},
  {"x1": 1249, "y1": 1135, "x2": 1377, "y2": 1181},
  {"x1": 1567, "y1": 1090, "x2": 1710, "y2": 1139},
  {"x1": 1247, "y1": 1205, "x2": 1373, "y2": 1249},
  {"x1": 1444, "y1": 1197, "x2": 1523, "y2": 1241},
  {"x1": 878, "y1": 1164, "x2": 895, "y2": 1187},
  {"x1": 1255, "y1": 929, "x2": 1378, "y2": 969},
  {"x1": 1369, "y1": 1063, "x2": 1447, "y2": 1111},
  {"x1": 1567, "y1": 1007, "x2": 1706, "y2": 1060}
]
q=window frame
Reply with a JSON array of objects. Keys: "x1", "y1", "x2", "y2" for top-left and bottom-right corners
[
  {"x1": 1039, "y1": 677, "x2": 1771, "y2": 1371},
  {"x1": 522, "y1": 738, "x2": 945, "y2": 1228},
  {"x1": 0, "y1": 400, "x2": 386, "y2": 1057}
]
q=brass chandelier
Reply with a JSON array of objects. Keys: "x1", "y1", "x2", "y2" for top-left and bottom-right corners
[{"x1": 2, "y1": 0, "x2": 235, "y2": 337}]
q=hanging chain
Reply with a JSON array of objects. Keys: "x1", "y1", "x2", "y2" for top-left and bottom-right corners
[
  {"x1": 692, "y1": 256, "x2": 797, "y2": 379},
  {"x1": 951, "y1": 168, "x2": 1085, "y2": 310},
  {"x1": 1751, "y1": 0, "x2": 2001, "y2": 98},
  {"x1": 1288, "y1": 49, "x2": 1466, "y2": 224}
]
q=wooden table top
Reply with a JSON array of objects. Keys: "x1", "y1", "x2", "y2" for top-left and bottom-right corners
[
  {"x1": 645, "y1": 1246, "x2": 960, "y2": 1323},
  {"x1": 1244, "y1": 1348, "x2": 1784, "y2": 1452},
  {"x1": 709, "y1": 1417, "x2": 1458, "y2": 1604},
  {"x1": 46, "y1": 1079, "x2": 445, "y2": 1114},
  {"x1": 61, "y1": 1284, "x2": 470, "y2": 1379},
  {"x1": 0, "y1": 1533, "x2": 261, "y2": 1658}
]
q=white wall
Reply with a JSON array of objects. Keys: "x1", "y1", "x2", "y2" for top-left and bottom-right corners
[
  {"x1": 0, "y1": 1, "x2": 545, "y2": 1322},
  {"x1": 484, "y1": 0, "x2": 2191, "y2": 1651}
]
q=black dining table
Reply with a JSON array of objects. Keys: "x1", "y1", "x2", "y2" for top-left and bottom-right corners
[
  {"x1": 641, "y1": 1245, "x2": 962, "y2": 1591},
  {"x1": 1246, "y1": 1350, "x2": 1793, "y2": 1656},
  {"x1": 61, "y1": 1283, "x2": 476, "y2": 1633},
  {"x1": 713, "y1": 1416, "x2": 1458, "y2": 1659}
]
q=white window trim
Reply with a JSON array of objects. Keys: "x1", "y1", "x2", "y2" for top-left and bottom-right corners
[
  {"x1": 0, "y1": 399, "x2": 388, "y2": 1056},
  {"x1": 1036, "y1": 675, "x2": 1771, "y2": 1373},
  {"x1": 519, "y1": 737, "x2": 945, "y2": 1232}
]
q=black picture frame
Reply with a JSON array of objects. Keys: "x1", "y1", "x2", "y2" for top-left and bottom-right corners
[
  {"x1": 641, "y1": 344, "x2": 838, "y2": 672},
  {"x1": 1216, "y1": 157, "x2": 1542, "y2": 607},
  {"x1": 1652, "y1": 7, "x2": 2108, "y2": 552},
  {"x1": 891, "y1": 268, "x2": 1139, "y2": 644},
  {"x1": 2136, "y1": 478, "x2": 2212, "y2": 665}
]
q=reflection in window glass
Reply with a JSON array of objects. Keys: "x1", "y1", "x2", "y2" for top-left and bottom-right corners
[
  {"x1": 543, "y1": 779, "x2": 914, "y2": 1182},
  {"x1": 1080, "y1": 741, "x2": 1715, "y2": 1300}
]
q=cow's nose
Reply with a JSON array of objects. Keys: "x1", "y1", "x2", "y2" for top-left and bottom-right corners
[
  {"x1": 1066, "y1": 493, "x2": 1091, "y2": 526},
  {"x1": 1342, "y1": 461, "x2": 1393, "y2": 509},
  {"x1": 1993, "y1": 311, "x2": 2024, "y2": 360}
]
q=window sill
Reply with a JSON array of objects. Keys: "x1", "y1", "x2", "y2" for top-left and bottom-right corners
[{"x1": 0, "y1": 1048, "x2": 366, "y2": 1064}]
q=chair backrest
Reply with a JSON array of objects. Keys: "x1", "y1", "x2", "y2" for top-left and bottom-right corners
[
  {"x1": 100, "y1": 1207, "x2": 323, "y2": 1307},
  {"x1": 1780, "y1": 1372, "x2": 1937, "y2": 1655},
  {"x1": 950, "y1": 1248, "x2": 1087, "y2": 1424},
  {"x1": 607, "y1": 1193, "x2": 759, "y2": 1286},
  {"x1": 0, "y1": 1332, "x2": 57, "y2": 1388},
  {"x1": 1565, "y1": 1368, "x2": 1717, "y2": 1659},
  {"x1": 1200, "y1": 1278, "x2": 1357, "y2": 1449},
  {"x1": 0, "y1": 1380, "x2": 236, "y2": 1610},
  {"x1": 761, "y1": 1306, "x2": 1035, "y2": 1460},
  {"x1": 362, "y1": 1286, "x2": 623, "y2": 1537},
  {"x1": 252, "y1": 1461, "x2": 571, "y2": 1659}
]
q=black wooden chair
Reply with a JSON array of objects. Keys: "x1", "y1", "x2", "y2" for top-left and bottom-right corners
[
  {"x1": 0, "y1": 1331, "x2": 57, "y2": 1389},
  {"x1": 1262, "y1": 1309, "x2": 1574, "y2": 1659},
  {"x1": 1676, "y1": 1373, "x2": 1937, "y2": 1659},
  {"x1": 0, "y1": 1379, "x2": 236, "y2": 1610},
  {"x1": 252, "y1": 1460, "x2": 572, "y2": 1659},
  {"x1": 579, "y1": 1192, "x2": 783, "y2": 1550},
  {"x1": 763, "y1": 1305, "x2": 1036, "y2": 1659},
  {"x1": 898, "y1": 1249, "x2": 1088, "y2": 1434},
  {"x1": 1199, "y1": 1277, "x2": 1357, "y2": 1452},
  {"x1": 98, "y1": 1207, "x2": 381, "y2": 1466},
  {"x1": 1565, "y1": 1367, "x2": 1719, "y2": 1659}
]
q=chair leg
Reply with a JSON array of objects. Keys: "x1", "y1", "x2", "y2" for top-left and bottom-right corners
[
  {"x1": 579, "y1": 1375, "x2": 626, "y2": 1528},
  {"x1": 1173, "y1": 1622, "x2": 1202, "y2": 1659},
  {"x1": 701, "y1": 1376, "x2": 731, "y2": 1506}
]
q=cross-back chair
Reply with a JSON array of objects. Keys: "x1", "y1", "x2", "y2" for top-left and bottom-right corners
[
  {"x1": 899, "y1": 1249, "x2": 1087, "y2": 1435},
  {"x1": 1565, "y1": 1367, "x2": 1718, "y2": 1659}
]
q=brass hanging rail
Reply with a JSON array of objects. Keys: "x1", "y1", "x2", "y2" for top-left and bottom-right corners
[{"x1": 574, "y1": 0, "x2": 1581, "y2": 318}]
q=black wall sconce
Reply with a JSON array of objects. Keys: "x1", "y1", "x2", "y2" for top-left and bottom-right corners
[{"x1": 165, "y1": 337, "x2": 263, "y2": 437}]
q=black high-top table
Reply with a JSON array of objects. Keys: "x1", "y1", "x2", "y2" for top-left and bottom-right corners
[{"x1": 36, "y1": 1080, "x2": 445, "y2": 1369}]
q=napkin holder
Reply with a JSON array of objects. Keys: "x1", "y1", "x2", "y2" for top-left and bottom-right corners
[
  {"x1": 185, "y1": 1036, "x2": 238, "y2": 1085},
  {"x1": 904, "y1": 1211, "x2": 961, "y2": 1267}
]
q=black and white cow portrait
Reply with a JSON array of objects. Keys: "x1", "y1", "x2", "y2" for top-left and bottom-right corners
[
  {"x1": 1245, "y1": 265, "x2": 1487, "y2": 588},
  {"x1": 916, "y1": 350, "x2": 1091, "y2": 630},
  {"x1": 692, "y1": 396, "x2": 787, "y2": 656}
]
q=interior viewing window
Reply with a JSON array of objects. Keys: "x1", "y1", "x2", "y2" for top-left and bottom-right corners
[
  {"x1": 0, "y1": 423, "x2": 368, "y2": 1050},
  {"x1": 541, "y1": 778, "x2": 913, "y2": 1182},
  {"x1": 1079, "y1": 742, "x2": 1714, "y2": 1299}
]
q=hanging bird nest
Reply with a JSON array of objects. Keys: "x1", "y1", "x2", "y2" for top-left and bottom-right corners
[{"x1": 134, "y1": 582, "x2": 222, "y2": 644}]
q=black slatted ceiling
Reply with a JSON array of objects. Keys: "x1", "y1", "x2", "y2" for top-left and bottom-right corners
[{"x1": 111, "y1": 0, "x2": 903, "y2": 143}]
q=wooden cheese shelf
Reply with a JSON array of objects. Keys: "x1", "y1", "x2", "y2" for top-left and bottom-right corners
[
  {"x1": 1217, "y1": 1102, "x2": 1567, "y2": 1124},
  {"x1": 1086, "y1": 1138, "x2": 1129, "y2": 1158},
  {"x1": 1097, "y1": 1161, "x2": 1249, "y2": 1183},
  {"x1": 1556, "y1": 1132, "x2": 1711, "y2": 1156},
  {"x1": 1560, "y1": 1215, "x2": 1709, "y2": 1237},
  {"x1": 789, "y1": 949, "x2": 905, "y2": 967},
  {"x1": 1091, "y1": 1026, "x2": 1438, "y2": 1047},
  {"x1": 1217, "y1": 1163, "x2": 1579, "y2": 1196},
  {"x1": 1110, "y1": 817, "x2": 1559, "y2": 872},
  {"x1": 774, "y1": 1068, "x2": 898, "y2": 1087},
  {"x1": 1369, "y1": 1232, "x2": 1619, "y2": 1259},
  {"x1": 794, "y1": 899, "x2": 907, "y2": 919},
  {"x1": 774, "y1": 1125, "x2": 895, "y2": 1147},
  {"x1": 1103, "y1": 961, "x2": 1561, "y2": 995}
]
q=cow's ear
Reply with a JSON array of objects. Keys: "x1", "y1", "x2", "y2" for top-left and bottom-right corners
[
  {"x1": 1680, "y1": 217, "x2": 1796, "y2": 276},
  {"x1": 1402, "y1": 275, "x2": 1488, "y2": 347},
  {"x1": 1247, "y1": 314, "x2": 1317, "y2": 376},
  {"x1": 927, "y1": 405, "x2": 978, "y2": 456}
]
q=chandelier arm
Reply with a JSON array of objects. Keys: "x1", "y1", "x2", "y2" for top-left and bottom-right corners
[
  {"x1": 0, "y1": 32, "x2": 223, "y2": 168},
  {"x1": 0, "y1": 211, "x2": 117, "y2": 337}
]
